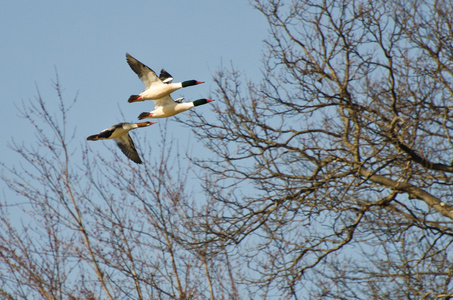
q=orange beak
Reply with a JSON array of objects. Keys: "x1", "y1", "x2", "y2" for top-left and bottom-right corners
[{"x1": 137, "y1": 121, "x2": 156, "y2": 127}]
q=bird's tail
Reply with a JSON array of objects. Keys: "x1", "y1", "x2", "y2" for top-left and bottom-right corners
[
  {"x1": 138, "y1": 112, "x2": 152, "y2": 120},
  {"x1": 128, "y1": 95, "x2": 142, "y2": 103},
  {"x1": 87, "y1": 135, "x2": 99, "y2": 141}
]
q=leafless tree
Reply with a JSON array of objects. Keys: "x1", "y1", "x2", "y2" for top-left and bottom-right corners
[
  {"x1": 0, "y1": 78, "x2": 239, "y2": 299},
  {"x1": 3, "y1": 0, "x2": 453, "y2": 299},
  {"x1": 184, "y1": 0, "x2": 453, "y2": 298}
]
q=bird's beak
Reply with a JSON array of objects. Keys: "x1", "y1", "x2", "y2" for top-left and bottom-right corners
[
  {"x1": 196, "y1": 81, "x2": 205, "y2": 85},
  {"x1": 137, "y1": 121, "x2": 156, "y2": 127},
  {"x1": 206, "y1": 99, "x2": 215, "y2": 103}
]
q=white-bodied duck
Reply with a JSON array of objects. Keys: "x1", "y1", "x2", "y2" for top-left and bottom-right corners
[
  {"x1": 137, "y1": 95, "x2": 214, "y2": 119},
  {"x1": 87, "y1": 122, "x2": 156, "y2": 164},
  {"x1": 126, "y1": 53, "x2": 204, "y2": 103}
]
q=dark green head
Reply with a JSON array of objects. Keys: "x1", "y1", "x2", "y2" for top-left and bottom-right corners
[
  {"x1": 182, "y1": 80, "x2": 204, "y2": 88},
  {"x1": 193, "y1": 99, "x2": 215, "y2": 107}
]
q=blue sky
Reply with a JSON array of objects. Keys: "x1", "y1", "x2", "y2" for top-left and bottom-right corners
[
  {"x1": 0, "y1": 2, "x2": 269, "y2": 295},
  {"x1": 0, "y1": 1, "x2": 268, "y2": 166}
]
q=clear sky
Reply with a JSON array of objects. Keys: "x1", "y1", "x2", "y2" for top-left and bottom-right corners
[
  {"x1": 0, "y1": 3, "x2": 269, "y2": 296},
  {"x1": 0, "y1": 1, "x2": 268, "y2": 168}
]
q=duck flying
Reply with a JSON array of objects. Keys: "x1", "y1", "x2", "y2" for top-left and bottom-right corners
[
  {"x1": 137, "y1": 95, "x2": 214, "y2": 119},
  {"x1": 126, "y1": 53, "x2": 204, "y2": 103},
  {"x1": 87, "y1": 122, "x2": 156, "y2": 164}
]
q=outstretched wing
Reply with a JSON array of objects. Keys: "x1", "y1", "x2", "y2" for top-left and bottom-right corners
[
  {"x1": 152, "y1": 94, "x2": 177, "y2": 108},
  {"x1": 126, "y1": 53, "x2": 162, "y2": 89},
  {"x1": 159, "y1": 69, "x2": 174, "y2": 83},
  {"x1": 114, "y1": 134, "x2": 143, "y2": 164}
]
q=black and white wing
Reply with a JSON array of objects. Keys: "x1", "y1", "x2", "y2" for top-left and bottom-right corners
[
  {"x1": 114, "y1": 134, "x2": 143, "y2": 164},
  {"x1": 159, "y1": 69, "x2": 174, "y2": 83},
  {"x1": 126, "y1": 53, "x2": 162, "y2": 89}
]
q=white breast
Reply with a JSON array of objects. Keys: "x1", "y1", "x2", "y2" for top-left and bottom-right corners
[
  {"x1": 150, "y1": 102, "x2": 194, "y2": 118},
  {"x1": 142, "y1": 83, "x2": 182, "y2": 99}
]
